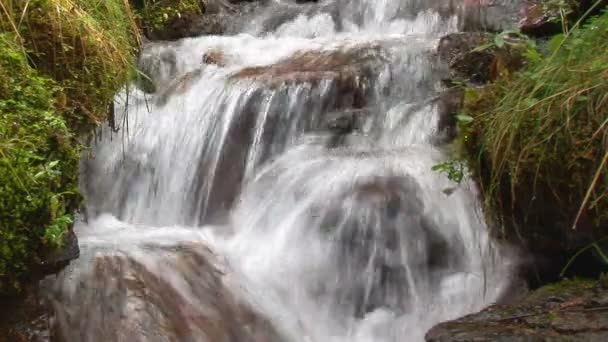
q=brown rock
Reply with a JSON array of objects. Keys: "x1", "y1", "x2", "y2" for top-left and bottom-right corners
[{"x1": 49, "y1": 243, "x2": 282, "y2": 342}]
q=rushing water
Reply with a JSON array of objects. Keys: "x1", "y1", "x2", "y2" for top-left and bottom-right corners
[{"x1": 49, "y1": 0, "x2": 517, "y2": 341}]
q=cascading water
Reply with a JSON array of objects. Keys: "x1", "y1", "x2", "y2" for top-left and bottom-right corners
[{"x1": 49, "y1": 0, "x2": 517, "y2": 341}]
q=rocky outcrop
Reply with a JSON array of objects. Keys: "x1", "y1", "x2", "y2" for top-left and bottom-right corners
[{"x1": 426, "y1": 278, "x2": 608, "y2": 341}]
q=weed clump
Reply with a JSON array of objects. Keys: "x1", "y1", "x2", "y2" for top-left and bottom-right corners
[{"x1": 464, "y1": 10, "x2": 608, "y2": 250}]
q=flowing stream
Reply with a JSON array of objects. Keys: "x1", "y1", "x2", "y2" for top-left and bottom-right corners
[{"x1": 49, "y1": 0, "x2": 516, "y2": 341}]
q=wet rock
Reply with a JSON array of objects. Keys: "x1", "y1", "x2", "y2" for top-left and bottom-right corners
[
  {"x1": 460, "y1": 0, "x2": 526, "y2": 32},
  {"x1": 438, "y1": 32, "x2": 525, "y2": 85},
  {"x1": 437, "y1": 32, "x2": 495, "y2": 84},
  {"x1": 137, "y1": 45, "x2": 178, "y2": 92},
  {"x1": 36, "y1": 230, "x2": 80, "y2": 277},
  {"x1": 426, "y1": 278, "x2": 608, "y2": 342},
  {"x1": 49, "y1": 242, "x2": 282, "y2": 342},
  {"x1": 519, "y1": 1, "x2": 563, "y2": 37},
  {"x1": 315, "y1": 175, "x2": 465, "y2": 317},
  {"x1": 435, "y1": 87, "x2": 464, "y2": 144},
  {"x1": 142, "y1": 0, "x2": 262, "y2": 41},
  {"x1": 156, "y1": 69, "x2": 203, "y2": 106},
  {"x1": 202, "y1": 49, "x2": 226, "y2": 66},
  {"x1": 519, "y1": 0, "x2": 608, "y2": 37},
  {"x1": 232, "y1": 46, "x2": 387, "y2": 108}
]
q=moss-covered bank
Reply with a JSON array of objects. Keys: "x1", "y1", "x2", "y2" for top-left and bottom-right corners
[
  {"x1": 0, "y1": 0, "x2": 140, "y2": 293},
  {"x1": 448, "y1": 5, "x2": 608, "y2": 283}
]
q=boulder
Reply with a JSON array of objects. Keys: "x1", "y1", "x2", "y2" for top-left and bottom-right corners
[
  {"x1": 49, "y1": 242, "x2": 282, "y2": 342},
  {"x1": 426, "y1": 278, "x2": 608, "y2": 342}
]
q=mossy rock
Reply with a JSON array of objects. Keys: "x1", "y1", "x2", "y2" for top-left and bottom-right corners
[{"x1": 0, "y1": 35, "x2": 80, "y2": 294}]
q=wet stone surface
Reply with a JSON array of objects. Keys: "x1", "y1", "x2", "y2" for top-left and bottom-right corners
[{"x1": 426, "y1": 279, "x2": 608, "y2": 342}]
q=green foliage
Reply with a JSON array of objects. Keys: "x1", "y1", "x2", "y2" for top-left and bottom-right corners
[
  {"x1": 463, "y1": 10, "x2": 608, "y2": 244},
  {"x1": 0, "y1": 34, "x2": 80, "y2": 293},
  {"x1": 432, "y1": 160, "x2": 466, "y2": 184},
  {"x1": 0, "y1": 0, "x2": 141, "y2": 294},
  {"x1": 135, "y1": 0, "x2": 202, "y2": 33}
]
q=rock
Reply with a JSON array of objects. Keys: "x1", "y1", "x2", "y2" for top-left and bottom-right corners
[
  {"x1": 435, "y1": 87, "x2": 464, "y2": 144},
  {"x1": 438, "y1": 32, "x2": 525, "y2": 85},
  {"x1": 202, "y1": 49, "x2": 226, "y2": 66},
  {"x1": 0, "y1": 229, "x2": 78, "y2": 342},
  {"x1": 426, "y1": 278, "x2": 608, "y2": 342},
  {"x1": 232, "y1": 45, "x2": 387, "y2": 108},
  {"x1": 36, "y1": 230, "x2": 80, "y2": 277},
  {"x1": 519, "y1": 1, "x2": 563, "y2": 37},
  {"x1": 519, "y1": 0, "x2": 608, "y2": 37},
  {"x1": 48, "y1": 242, "x2": 282, "y2": 342},
  {"x1": 314, "y1": 175, "x2": 465, "y2": 317},
  {"x1": 142, "y1": 0, "x2": 262, "y2": 41},
  {"x1": 460, "y1": 0, "x2": 526, "y2": 32},
  {"x1": 437, "y1": 32, "x2": 495, "y2": 84}
]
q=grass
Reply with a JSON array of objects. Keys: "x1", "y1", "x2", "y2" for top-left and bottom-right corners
[
  {"x1": 0, "y1": 0, "x2": 140, "y2": 131},
  {"x1": 463, "y1": 9, "x2": 608, "y2": 247}
]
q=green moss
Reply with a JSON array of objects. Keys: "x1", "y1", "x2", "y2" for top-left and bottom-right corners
[
  {"x1": 462, "y1": 10, "x2": 608, "y2": 247},
  {"x1": 0, "y1": 34, "x2": 80, "y2": 293},
  {"x1": 0, "y1": 0, "x2": 140, "y2": 294},
  {"x1": 528, "y1": 278, "x2": 596, "y2": 301}
]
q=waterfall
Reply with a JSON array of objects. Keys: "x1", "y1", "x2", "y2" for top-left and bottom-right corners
[{"x1": 50, "y1": 1, "x2": 515, "y2": 341}]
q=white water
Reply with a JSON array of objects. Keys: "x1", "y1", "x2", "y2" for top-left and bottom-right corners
[{"x1": 51, "y1": 1, "x2": 516, "y2": 341}]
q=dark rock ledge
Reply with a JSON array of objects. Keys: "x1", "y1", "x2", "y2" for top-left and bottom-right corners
[{"x1": 426, "y1": 278, "x2": 608, "y2": 342}]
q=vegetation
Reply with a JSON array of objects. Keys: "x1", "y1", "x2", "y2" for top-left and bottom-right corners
[
  {"x1": 0, "y1": 0, "x2": 140, "y2": 293},
  {"x1": 462, "y1": 9, "x2": 608, "y2": 249},
  {"x1": 133, "y1": 0, "x2": 203, "y2": 38},
  {"x1": 0, "y1": 34, "x2": 80, "y2": 292}
]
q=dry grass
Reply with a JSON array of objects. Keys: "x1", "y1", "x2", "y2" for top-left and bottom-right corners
[{"x1": 0, "y1": 0, "x2": 140, "y2": 131}]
